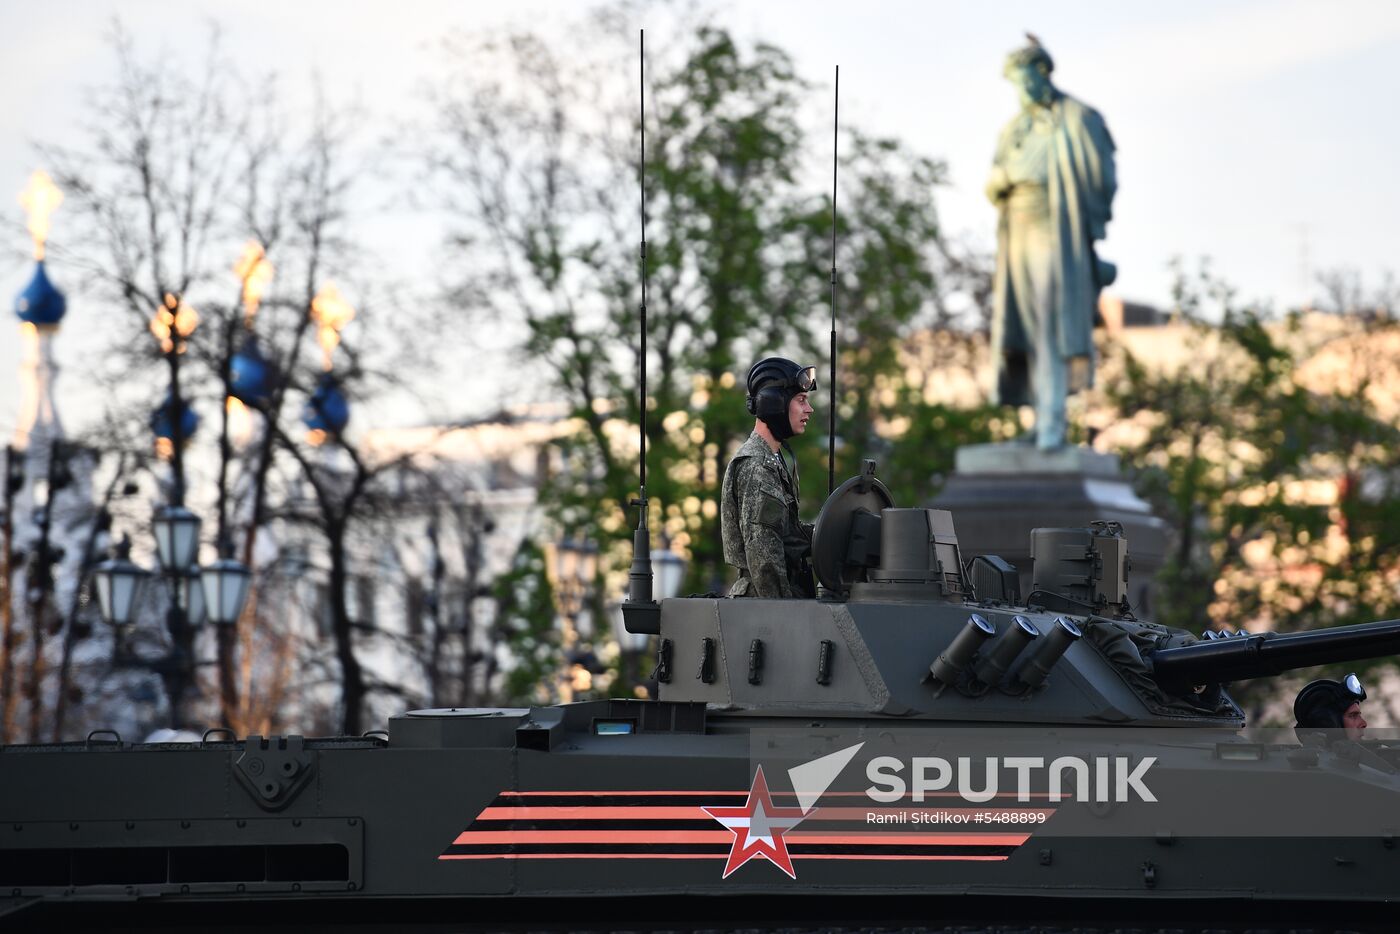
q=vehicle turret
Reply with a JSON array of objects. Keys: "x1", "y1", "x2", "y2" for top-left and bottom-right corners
[{"x1": 627, "y1": 462, "x2": 1400, "y2": 730}]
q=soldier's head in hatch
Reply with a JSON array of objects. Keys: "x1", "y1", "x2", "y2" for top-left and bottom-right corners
[
  {"x1": 745, "y1": 357, "x2": 816, "y2": 443},
  {"x1": 1294, "y1": 672, "x2": 1368, "y2": 741}
]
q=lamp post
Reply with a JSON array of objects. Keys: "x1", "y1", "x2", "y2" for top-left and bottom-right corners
[
  {"x1": 95, "y1": 293, "x2": 224, "y2": 731},
  {"x1": 610, "y1": 543, "x2": 685, "y2": 697},
  {"x1": 551, "y1": 539, "x2": 599, "y2": 702},
  {"x1": 22, "y1": 438, "x2": 74, "y2": 742},
  {"x1": 201, "y1": 544, "x2": 252, "y2": 628},
  {"x1": 93, "y1": 518, "x2": 253, "y2": 730},
  {"x1": 152, "y1": 505, "x2": 201, "y2": 572},
  {"x1": 150, "y1": 504, "x2": 201, "y2": 727},
  {"x1": 93, "y1": 504, "x2": 253, "y2": 731},
  {"x1": 92, "y1": 535, "x2": 149, "y2": 633},
  {"x1": 0, "y1": 445, "x2": 22, "y2": 739},
  {"x1": 153, "y1": 505, "x2": 207, "y2": 635},
  {"x1": 177, "y1": 566, "x2": 207, "y2": 627},
  {"x1": 654, "y1": 545, "x2": 686, "y2": 605}
]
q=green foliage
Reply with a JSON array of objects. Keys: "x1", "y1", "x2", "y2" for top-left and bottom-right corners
[
  {"x1": 1102, "y1": 262, "x2": 1400, "y2": 712},
  {"x1": 875, "y1": 398, "x2": 1006, "y2": 505},
  {"x1": 782, "y1": 131, "x2": 980, "y2": 491},
  {"x1": 433, "y1": 15, "x2": 987, "y2": 601},
  {"x1": 491, "y1": 540, "x2": 561, "y2": 705}
]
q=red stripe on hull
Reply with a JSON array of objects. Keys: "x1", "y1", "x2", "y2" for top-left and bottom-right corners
[
  {"x1": 471, "y1": 805, "x2": 1054, "y2": 821},
  {"x1": 474, "y1": 806, "x2": 711, "y2": 821},
  {"x1": 495, "y1": 791, "x2": 1061, "y2": 800},
  {"x1": 438, "y1": 853, "x2": 1011, "y2": 861},
  {"x1": 452, "y1": 830, "x2": 1030, "y2": 846},
  {"x1": 498, "y1": 790, "x2": 746, "y2": 797}
]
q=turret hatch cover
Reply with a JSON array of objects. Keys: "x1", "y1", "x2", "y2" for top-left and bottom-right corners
[{"x1": 811, "y1": 461, "x2": 894, "y2": 594}]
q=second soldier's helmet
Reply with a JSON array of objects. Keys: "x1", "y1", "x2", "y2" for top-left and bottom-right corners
[
  {"x1": 1294, "y1": 673, "x2": 1366, "y2": 730},
  {"x1": 745, "y1": 356, "x2": 816, "y2": 441}
]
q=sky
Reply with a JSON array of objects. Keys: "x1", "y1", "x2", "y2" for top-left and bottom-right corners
[{"x1": 1, "y1": 0, "x2": 1398, "y2": 440}]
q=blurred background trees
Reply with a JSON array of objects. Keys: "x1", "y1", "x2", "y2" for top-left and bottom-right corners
[
  {"x1": 425, "y1": 12, "x2": 1003, "y2": 608},
  {"x1": 1097, "y1": 263, "x2": 1400, "y2": 719},
  {"x1": 17, "y1": 24, "x2": 440, "y2": 737}
]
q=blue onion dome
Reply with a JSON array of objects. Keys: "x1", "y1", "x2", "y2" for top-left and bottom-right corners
[
  {"x1": 303, "y1": 373, "x2": 349, "y2": 434},
  {"x1": 229, "y1": 335, "x2": 274, "y2": 407},
  {"x1": 150, "y1": 391, "x2": 199, "y2": 444},
  {"x1": 13, "y1": 260, "x2": 67, "y2": 326}
]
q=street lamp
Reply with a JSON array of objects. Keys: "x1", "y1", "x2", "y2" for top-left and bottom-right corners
[
  {"x1": 653, "y1": 546, "x2": 685, "y2": 603},
  {"x1": 91, "y1": 518, "x2": 253, "y2": 728},
  {"x1": 177, "y1": 566, "x2": 206, "y2": 626},
  {"x1": 553, "y1": 539, "x2": 599, "y2": 618},
  {"x1": 552, "y1": 539, "x2": 599, "y2": 701},
  {"x1": 201, "y1": 551, "x2": 252, "y2": 627},
  {"x1": 93, "y1": 536, "x2": 149, "y2": 629},
  {"x1": 152, "y1": 505, "x2": 201, "y2": 572}
]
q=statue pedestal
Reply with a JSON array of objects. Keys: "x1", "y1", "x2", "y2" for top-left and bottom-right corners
[{"x1": 932, "y1": 443, "x2": 1168, "y2": 618}]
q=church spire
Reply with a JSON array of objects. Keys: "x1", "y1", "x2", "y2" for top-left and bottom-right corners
[{"x1": 12, "y1": 171, "x2": 67, "y2": 454}]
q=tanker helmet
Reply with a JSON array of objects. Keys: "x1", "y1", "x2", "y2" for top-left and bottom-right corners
[
  {"x1": 1293, "y1": 672, "x2": 1366, "y2": 730},
  {"x1": 745, "y1": 356, "x2": 817, "y2": 441}
]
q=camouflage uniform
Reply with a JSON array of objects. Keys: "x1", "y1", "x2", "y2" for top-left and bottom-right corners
[{"x1": 721, "y1": 431, "x2": 815, "y2": 598}]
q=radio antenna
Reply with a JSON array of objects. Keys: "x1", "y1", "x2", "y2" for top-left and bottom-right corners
[
  {"x1": 638, "y1": 29, "x2": 648, "y2": 511},
  {"x1": 828, "y1": 65, "x2": 839, "y2": 495},
  {"x1": 624, "y1": 28, "x2": 658, "y2": 629}
]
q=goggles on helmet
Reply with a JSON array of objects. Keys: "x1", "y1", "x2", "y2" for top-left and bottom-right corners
[
  {"x1": 746, "y1": 358, "x2": 818, "y2": 397},
  {"x1": 1295, "y1": 673, "x2": 1367, "y2": 730}
]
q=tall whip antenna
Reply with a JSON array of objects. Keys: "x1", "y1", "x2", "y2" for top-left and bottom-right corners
[
  {"x1": 624, "y1": 28, "x2": 658, "y2": 628},
  {"x1": 639, "y1": 29, "x2": 648, "y2": 507},
  {"x1": 828, "y1": 65, "x2": 839, "y2": 495}
]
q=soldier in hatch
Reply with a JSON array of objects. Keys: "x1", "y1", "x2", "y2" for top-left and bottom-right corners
[
  {"x1": 721, "y1": 357, "x2": 817, "y2": 598},
  {"x1": 1294, "y1": 672, "x2": 1368, "y2": 742}
]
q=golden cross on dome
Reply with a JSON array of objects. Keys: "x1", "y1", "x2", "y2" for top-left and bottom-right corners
[{"x1": 18, "y1": 170, "x2": 63, "y2": 260}]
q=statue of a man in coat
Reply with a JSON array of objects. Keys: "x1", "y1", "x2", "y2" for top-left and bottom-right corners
[{"x1": 986, "y1": 35, "x2": 1117, "y2": 450}]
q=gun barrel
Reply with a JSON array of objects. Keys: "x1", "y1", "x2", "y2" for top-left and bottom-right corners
[{"x1": 1150, "y1": 618, "x2": 1400, "y2": 685}]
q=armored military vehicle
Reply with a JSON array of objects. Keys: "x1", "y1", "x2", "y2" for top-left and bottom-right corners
[
  {"x1": 6, "y1": 35, "x2": 1400, "y2": 931},
  {"x1": 4, "y1": 459, "x2": 1400, "y2": 932}
]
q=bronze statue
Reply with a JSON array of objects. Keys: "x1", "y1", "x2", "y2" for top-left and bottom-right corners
[{"x1": 987, "y1": 35, "x2": 1117, "y2": 450}]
